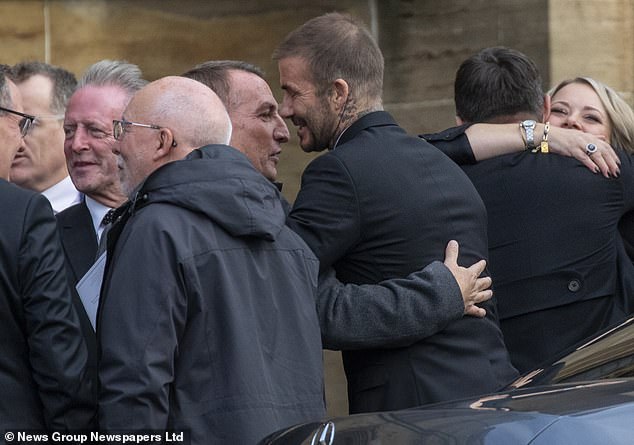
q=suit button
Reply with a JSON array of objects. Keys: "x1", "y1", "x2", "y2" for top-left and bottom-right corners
[{"x1": 568, "y1": 280, "x2": 581, "y2": 292}]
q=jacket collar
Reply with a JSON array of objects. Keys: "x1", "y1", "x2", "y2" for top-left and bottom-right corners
[{"x1": 333, "y1": 111, "x2": 398, "y2": 149}]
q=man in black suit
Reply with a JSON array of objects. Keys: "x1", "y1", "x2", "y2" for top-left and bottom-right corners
[
  {"x1": 273, "y1": 13, "x2": 518, "y2": 414},
  {"x1": 57, "y1": 60, "x2": 147, "y2": 399},
  {"x1": 0, "y1": 65, "x2": 93, "y2": 431},
  {"x1": 423, "y1": 47, "x2": 634, "y2": 372}
]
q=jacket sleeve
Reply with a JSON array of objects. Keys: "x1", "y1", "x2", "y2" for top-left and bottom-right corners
[
  {"x1": 98, "y1": 217, "x2": 185, "y2": 431},
  {"x1": 420, "y1": 124, "x2": 477, "y2": 165},
  {"x1": 287, "y1": 154, "x2": 360, "y2": 272},
  {"x1": 20, "y1": 193, "x2": 95, "y2": 430},
  {"x1": 317, "y1": 262, "x2": 464, "y2": 350}
]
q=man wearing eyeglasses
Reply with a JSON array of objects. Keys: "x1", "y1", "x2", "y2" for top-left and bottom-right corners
[
  {"x1": 98, "y1": 76, "x2": 326, "y2": 444},
  {"x1": 10, "y1": 61, "x2": 80, "y2": 214},
  {"x1": 0, "y1": 64, "x2": 94, "y2": 432}
]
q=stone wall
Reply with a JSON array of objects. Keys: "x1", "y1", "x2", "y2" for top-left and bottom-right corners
[
  {"x1": 549, "y1": 0, "x2": 634, "y2": 104},
  {"x1": 2, "y1": 0, "x2": 633, "y2": 418}
]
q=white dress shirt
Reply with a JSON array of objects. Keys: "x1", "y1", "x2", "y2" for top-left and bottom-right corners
[
  {"x1": 85, "y1": 195, "x2": 113, "y2": 243},
  {"x1": 42, "y1": 175, "x2": 82, "y2": 214}
]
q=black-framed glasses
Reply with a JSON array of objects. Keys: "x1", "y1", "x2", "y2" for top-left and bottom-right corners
[
  {"x1": 113, "y1": 119, "x2": 161, "y2": 141},
  {"x1": 0, "y1": 106, "x2": 36, "y2": 137}
]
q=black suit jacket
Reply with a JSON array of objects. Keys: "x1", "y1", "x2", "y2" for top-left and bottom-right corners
[
  {"x1": 426, "y1": 126, "x2": 634, "y2": 372},
  {"x1": 288, "y1": 112, "x2": 517, "y2": 413},
  {"x1": 56, "y1": 200, "x2": 99, "y2": 402},
  {"x1": 0, "y1": 180, "x2": 93, "y2": 430}
]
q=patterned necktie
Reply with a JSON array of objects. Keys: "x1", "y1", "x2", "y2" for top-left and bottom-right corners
[
  {"x1": 101, "y1": 209, "x2": 116, "y2": 226},
  {"x1": 97, "y1": 209, "x2": 116, "y2": 258}
]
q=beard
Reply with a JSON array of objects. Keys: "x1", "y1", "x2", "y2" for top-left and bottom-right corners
[{"x1": 297, "y1": 95, "x2": 341, "y2": 153}]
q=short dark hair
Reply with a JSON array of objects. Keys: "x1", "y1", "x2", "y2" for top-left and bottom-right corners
[
  {"x1": 181, "y1": 60, "x2": 265, "y2": 108},
  {"x1": 11, "y1": 61, "x2": 77, "y2": 114},
  {"x1": 454, "y1": 47, "x2": 544, "y2": 123},
  {"x1": 272, "y1": 12, "x2": 383, "y2": 103}
]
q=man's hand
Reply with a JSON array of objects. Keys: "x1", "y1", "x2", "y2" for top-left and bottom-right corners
[
  {"x1": 443, "y1": 240, "x2": 492, "y2": 317},
  {"x1": 547, "y1": 126, "x2": 620, "y2": 178}
]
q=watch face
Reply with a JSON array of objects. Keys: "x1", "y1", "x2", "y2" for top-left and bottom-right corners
[{"x1": 522, "y1": 120, "x2": 536, "y2": 128}]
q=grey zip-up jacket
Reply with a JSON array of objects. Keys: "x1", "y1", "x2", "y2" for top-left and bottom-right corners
[{"x1": 97, "y1": 145, "x2": 325, "y2": 444}]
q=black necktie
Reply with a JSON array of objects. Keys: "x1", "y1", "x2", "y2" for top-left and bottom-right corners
[
  {"x1": 101, "y1": 209, "x2": 116, "y2": 226},
  {"x1": 96, "y1": 209, "x2": 116, "y2": 258}
]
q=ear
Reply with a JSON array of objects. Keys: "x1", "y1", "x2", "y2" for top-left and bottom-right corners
[
  {"x1": 331, "y1": 78, "x2": 350, "y2": 110},
  {"x1": 152, "y1": 128, "x2": 176, "y2": 162},
  {"x1": 542, "y1": 94, "x2": 551, "y2": 122}
]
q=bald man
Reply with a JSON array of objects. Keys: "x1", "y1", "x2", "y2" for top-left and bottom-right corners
[{"x1": 97, "y1": 76, "x2": 325, "y2": 444}]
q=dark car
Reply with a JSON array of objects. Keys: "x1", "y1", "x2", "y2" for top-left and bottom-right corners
[{"x1": 260, "y1": 317, "x2": 634, "y2": 445}]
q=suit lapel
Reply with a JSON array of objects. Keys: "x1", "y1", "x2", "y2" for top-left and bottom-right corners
[{"x1": 58, "y1": 202, "x2": 98, "y2": 281}]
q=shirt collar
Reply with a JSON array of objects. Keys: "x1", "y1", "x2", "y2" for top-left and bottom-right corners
[
  {"x1": 85, "y1": 195, "x2": 113, "y2": 238},
  {"x1": 41, "y1": 175, "x2": 82, "y2": 214}
]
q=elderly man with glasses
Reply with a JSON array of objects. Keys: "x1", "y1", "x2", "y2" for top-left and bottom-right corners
[
  {"x1": 0, "y1": 64, "x2": 94, "y2": 432},
  {"x1": 98, "y1": 76, "x2": 326, "y2": 444}
]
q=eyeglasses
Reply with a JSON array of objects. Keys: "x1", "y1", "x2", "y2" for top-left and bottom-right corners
[
  {"x1": 0, "y1": 106, "x2": 36, "y2": 137},
  {"x1": 113, "y1": 119, "x2": 161, "y2": 141}
]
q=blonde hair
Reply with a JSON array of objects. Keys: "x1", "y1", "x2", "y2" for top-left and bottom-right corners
[{"x1": 549, "y1": 77, "x2": 634, "y2": 154}]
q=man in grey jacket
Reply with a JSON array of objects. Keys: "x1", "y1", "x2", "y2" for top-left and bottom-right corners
[
  {"x1": 97, "y1": 76, "x2": 324, "y2": 444},
  {"x1": 182, "y1": 60, "x2": 494, "y2": 350}
]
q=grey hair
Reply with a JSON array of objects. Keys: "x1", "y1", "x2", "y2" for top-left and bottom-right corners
[{"x1": 77, "y1": 60, "x2": 147, "y2": 95}]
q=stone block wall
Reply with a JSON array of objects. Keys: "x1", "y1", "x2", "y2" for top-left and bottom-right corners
[
  {"x1": 2, "y1": 0, "x2": 633, "y2": 418},
  {"x1": 549, "y1": 0, "x2": 634, "y2": 104},
  {"x1": 379, "y1": 0, "x2": 550, "y2": 133}
]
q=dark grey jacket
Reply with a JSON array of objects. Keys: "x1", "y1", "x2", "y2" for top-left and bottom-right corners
[
  {"x1": 97, "y1": 145, "x2": 325, "y2": 444},
  {"x1": 0, "y1": 180, "x2": 94, "y2": 431}
]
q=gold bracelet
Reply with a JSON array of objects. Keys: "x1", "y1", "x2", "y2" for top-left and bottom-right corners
[{"x1": 540, "y1": 121, "x2": 550, "y2": 153}]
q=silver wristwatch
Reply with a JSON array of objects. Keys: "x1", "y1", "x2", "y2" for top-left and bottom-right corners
[{"x1": 520, "y1": 119, "x2": 537, "y2": 150}]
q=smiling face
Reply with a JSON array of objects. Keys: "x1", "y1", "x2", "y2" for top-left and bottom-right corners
[
  {"x1": 277, "y1": 56, "x2": 338, "y2": 153},
  {"x1": 63, "y1": 84, "x2": 129, "y2": 207},
  {"x1": 11, "y1": 74, "x2": 67, "y2": 192},
  {"x1": 548, "y1": 81, "x2": 612, "y2": 143},
  {"x1": 226, "y1": 70, "x2": 289, "y2": 181}
]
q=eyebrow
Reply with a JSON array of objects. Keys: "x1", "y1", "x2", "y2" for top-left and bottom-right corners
[
  {"x1": 280, "y1": 82, "x2": 296, "y2": 93},
  {"x1": 552, "y1": 100, "x2": 605, "y2": 114},
  {"x1": 256, "y1": 101, "x2": 277, "y2": 112}
]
